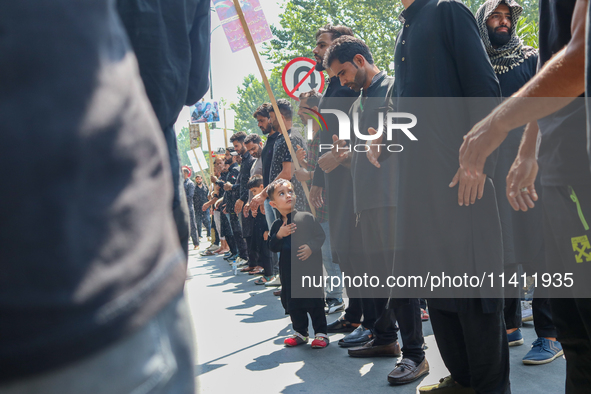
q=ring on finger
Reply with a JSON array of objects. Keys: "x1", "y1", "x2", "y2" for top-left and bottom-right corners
[{"x1": 520, "y1": 187, "x2": 528, "y2": 193}]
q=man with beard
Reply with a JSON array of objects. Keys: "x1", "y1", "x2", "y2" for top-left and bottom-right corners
[
  {"x1": 229, "y1": 131, "x2": 254, "y2": 268},
  {"x1": 476, "y1": 0, "x2": 561, "y2": 366},
  {"x1": 460, "y1": 0, "x2": 590, "y2": 390},
  {"x1": 310, "y1": 24, "x2": 369, "y2": 342},
  {"x1": 325, "y1": 36, "x2": 428, "y2": 385},
  {"x1": 366, "y1": 0, "x2": 508, "y2": 391},
  {"x1": 220, "y1": 155, "x2": 242, "y2": 262},
  {"x1": 267, "y1": 100, "x2": 310, "y2": 213},
  {"x1": 251, "y1": 103, "x2": 281, "y2": 285}
]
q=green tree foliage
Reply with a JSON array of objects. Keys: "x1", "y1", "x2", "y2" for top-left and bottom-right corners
[
  {"x1": 262, "y1": 0, "x2": 403, "y2": 76},
  {"x1": 230, "y1": 73, "x2": 290, "y2": 135},
  {"x1": 177, "y1": 126, "x2": 191, "y2": 167},
  {"x1": 262, "y1": 0, "x2": 539, "y2": 76}
]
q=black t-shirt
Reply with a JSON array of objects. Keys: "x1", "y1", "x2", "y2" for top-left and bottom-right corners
[
  {"x1": 0, "y1": 1, "x2": 185, "y2": 383},
  {"x1": 537, "y1": 0, "x2": 591, "y2": 186},
  {"x1": 262, "y1": 131, "x2": 279, "y2": 186}
]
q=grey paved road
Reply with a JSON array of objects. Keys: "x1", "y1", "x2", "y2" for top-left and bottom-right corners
[{"x1": 187, "y1": 242, "x2": 566, "y2": 394}]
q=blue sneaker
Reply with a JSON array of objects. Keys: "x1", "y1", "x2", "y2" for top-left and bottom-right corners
[
  {"x1": 522, "y1": 338, "x2": 563, "y2": 365},
  {"x1": 507, "y1": 329, "x2": 524, "y2": 347}
]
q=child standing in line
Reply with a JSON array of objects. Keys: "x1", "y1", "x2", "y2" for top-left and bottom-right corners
[{"x1": 267, "y1": 179, "x2": 328, "y2": 349}]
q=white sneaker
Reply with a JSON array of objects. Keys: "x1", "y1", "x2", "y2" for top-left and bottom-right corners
[
  {"x1": 265, "y1": 276, "x2": 281, "y2": 287},
  {"x1": 207, "y1": 244, "x2": 219, "y2": 251}
]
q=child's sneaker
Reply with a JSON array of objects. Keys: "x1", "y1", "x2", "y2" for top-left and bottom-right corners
[
  {"x1": 311, "y1": 334, "x2": 330, "y2": 349},
  {"x1": 284, "y1": 333, "x2": 308, "y2": 347}
]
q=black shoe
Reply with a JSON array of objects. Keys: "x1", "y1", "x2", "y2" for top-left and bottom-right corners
[
  {"x1": 338, "y1": 326, "x2": 373, "y2": 348},
  {"x1": 223, "y1": 254, "x2": 238, "y2": 261},
  {"x1": 327, "y1": 317, "x2": 360, "y2": 333}
]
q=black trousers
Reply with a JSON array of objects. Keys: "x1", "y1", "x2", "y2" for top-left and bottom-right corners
[
  {"x1": 344, "y1": 298, "x2": 363, "y2": 324},
  {"x1": 228, "y1": 212, "x2": 248, "y2": 260},
  {"x1": 195, "y1": 207, "x2": 211, "y2": 238},
  {"x1": 220, "y1": 213, "x2": 237, "y2": 255},
  {"x1": 359, "y1": 207, "x2": 425, "y2": 363},
  {"x1": 550, "y1": 298, "x2": 591, "y2": 393},
  {"x1": 249, "y1": 214, "x2": 272, "y2": 275},
  {"x1": 290, "y1": 306, "x2": 327, "y2": 337},
  {"x1": 429, "y1": 306, "x2": 510, "y2": 394},
  {"x1": 374, "y1": 299, "x2": 424, "y2": 363},
  {"x1": 504, "y1": 296, "x2": 556, "y2": 338},
  {"x1": 211, "y1": 215, "x2": 220, "y2": 246},
  {"x1": 543, "y1": 185, "x2": 591, "y2": 392}
]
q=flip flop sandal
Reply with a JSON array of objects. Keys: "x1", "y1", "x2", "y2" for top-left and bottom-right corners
[
  {"x1": 254, "y1": 276, "x2": 273, "y2": 285},
  {"x1": 248, "y1": 267, "x2": 264, "y2": 275},
  {"x1": 201, "y1": 251, "x2": 215, "y2": 256}
]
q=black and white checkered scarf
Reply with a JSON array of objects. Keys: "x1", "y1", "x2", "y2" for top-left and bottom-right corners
[{"x1": 475, "y1": 0, "x2": 537, "y2": 74}]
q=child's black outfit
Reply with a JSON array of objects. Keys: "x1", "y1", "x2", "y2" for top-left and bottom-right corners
[{"x1": 269, "y1": 209, "x2": 327, "y2": 337}]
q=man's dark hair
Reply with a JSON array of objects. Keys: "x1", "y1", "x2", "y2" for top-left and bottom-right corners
[
  {"x1": 247, "y1": 174, "x2": 264, "y2": 190},
  {"x1": 182, "y1": 167, "x2": 190, "y2": 175},
  {"x1": 229, "y1": 131, "x2": 247, "y2": 143},
  {"x1": 252, "y1": 103, "x2": 271, "y2": 119},
  {"x1": 267, "y1": 99, "x2": 292, "y2": 120},
  {"x1": 244, "y1": 133, "x2": 262, "y2": 144},
  {"x1": 299, "y1": 90, "x2": 322, "y2": 108},
  {"x1": 324, "y1": 36, "x2": 374, "y2": 70},
  {"x1": 267, "y1": 178, "x2": 292, "y2": 201},
  {"x1": 315, "y1": 24, "x2": 354, "y2": 41}
]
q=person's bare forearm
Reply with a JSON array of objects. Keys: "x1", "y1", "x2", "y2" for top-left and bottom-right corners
[{"x1": 516, "y1": 122, "x2": 540, "y2": 160}]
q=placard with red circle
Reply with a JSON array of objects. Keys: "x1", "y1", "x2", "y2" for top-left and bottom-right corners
[{"x1": 281, "y1": 57, "x2": 325, "y2": 100}]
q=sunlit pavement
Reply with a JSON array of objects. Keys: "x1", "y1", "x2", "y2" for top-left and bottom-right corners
[{"x1": 186, "y1": 239, "x2": 565, "y2": 394}]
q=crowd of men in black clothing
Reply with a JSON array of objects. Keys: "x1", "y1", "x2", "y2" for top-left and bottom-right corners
[
  {"x1": 4, "y1": 0, "x2": 589, "y2": 392},
  {"x1": 190, "y1": 0, "x2": 591, "y2": 392}
]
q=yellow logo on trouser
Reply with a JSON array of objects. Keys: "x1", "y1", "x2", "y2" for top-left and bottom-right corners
[{"x1": 571, "y1": 235, "x2": 591, "y2": 263}]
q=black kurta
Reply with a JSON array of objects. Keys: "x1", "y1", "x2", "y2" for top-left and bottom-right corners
[
  {"x1": 349, "y1": 72, "x2": 397, "y2": 214},
  {"x1": 268, "y1": 210, "x2": 325, "y2": 314},
  {"x1": 391, "y1": 0, "x2": 503, "y2": 310},
  {"x1": 312, "y1": 77, "x2": 359, "y2": 251},
  {"x1": 492, "y1": 55, "x2": 545, "y2": 272}
]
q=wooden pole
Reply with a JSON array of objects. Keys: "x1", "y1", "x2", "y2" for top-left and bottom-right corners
[
  {"x1": 204, "y1": 122, "x2": 214, "y2": 180},
  {"x1": 192, "y1": 148, "x2": 210, "y2": 187},
  {"x1": 223, "y1": 108, "x2": 228, "y2": 149},
  {"x1": 231, "y1": 0, "x2": 315, "y2": 215}
]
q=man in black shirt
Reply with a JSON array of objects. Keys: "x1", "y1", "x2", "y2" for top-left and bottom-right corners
[
  {"x1": 460, "y1": 1, "x2": 590, "y2": 391},
  {"x1": 183, "y1": 167, "x2": 199, "y2": 249},
  {"x1": 324, "y1": 36, "x2": 428, "y2": 386},
  {"x1": 221, "y1": 155, "x2": 244, "y2": 261},
  {"x1": 251, "y1": 103, "x2": 281, "y2": 278},
  {"x1": 476, "y1": 0, "x2": 560, "y2": 366},
  {"x1": 384, "y1": 0, "x2": 508, "y2": 392},
  {"x1": 310, "y1": 24, "x2": 368, "y2": 341},
  {"x1": 231, "y1": 131, "x2": 255, "y2": 265},
  {"x1": 193, "y1": 174, "x2": 211, "y2": 239}
]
